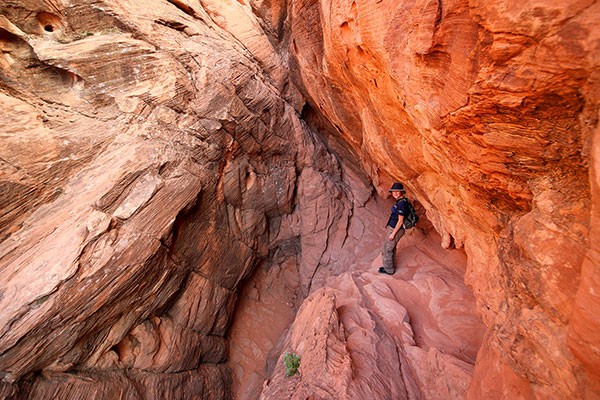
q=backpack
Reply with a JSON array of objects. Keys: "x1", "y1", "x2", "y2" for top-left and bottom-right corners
[{"x1": 400, "y1": 198, "x2": 419, "y2": 229}]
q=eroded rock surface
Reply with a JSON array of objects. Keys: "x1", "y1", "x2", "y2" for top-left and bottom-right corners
[
  {"x1": 283, "y1": 0, "x2": 600, "y2": 398},
  {"x1": 259, "y1": 215, "x2": 485, "y2": 400},
  {"x1": 0, "y1": 0, "x2": 341, "y2": 397}
]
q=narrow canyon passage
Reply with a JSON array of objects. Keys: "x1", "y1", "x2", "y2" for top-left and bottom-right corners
[
  {"x1": 229, "y1": 186, "x2": 485, "y2": 399},
  {"x1": 0, "y1": 0, "x2": 599, "y2": 398}
]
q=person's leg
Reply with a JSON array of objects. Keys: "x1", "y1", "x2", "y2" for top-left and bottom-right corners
[
  {"x1": 382, "y1": 226, "x2": 403, "y2": 273},
  {"x1": 391, "y1": 228, "x2": 404, "y2": 268}
]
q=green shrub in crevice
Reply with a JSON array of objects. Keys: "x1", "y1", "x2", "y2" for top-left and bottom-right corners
[{"x1": 283, "y1": 352, "x2": 300, "y2": 377}]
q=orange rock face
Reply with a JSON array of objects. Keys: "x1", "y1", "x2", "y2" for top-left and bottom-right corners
[
  {"x1": 282, "y1": 0, "x2": 600, "y2": 398},
  {"x1": 568, "y1": 120, "x2": 600, "y2": 384}
]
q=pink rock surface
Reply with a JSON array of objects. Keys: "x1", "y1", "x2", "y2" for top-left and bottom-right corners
[
  {"x1": 259, "y1": 191, "x2": 485, "y2": 399},
  {"x1": 0, "y1": 0, "x2": 337, "y2": 397},
  {"x1": 228, "y1": 258, "x2": 301, "y2": 400}
]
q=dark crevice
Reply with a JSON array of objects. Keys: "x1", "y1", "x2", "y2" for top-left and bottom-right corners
[
  {"x1": 155, "y1": 19, "x2": 187, "y2": 32},
  {"x1": 434, "y1": 0, "x2": 443, "y2": 29},
  {"x1": 166, "y1": 0, "x2": 197, "y2": 18}
]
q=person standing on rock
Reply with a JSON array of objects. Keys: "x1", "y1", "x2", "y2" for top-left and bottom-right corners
[{"x1": 379, "y1": 183, "x2": 409, "y2": 275}]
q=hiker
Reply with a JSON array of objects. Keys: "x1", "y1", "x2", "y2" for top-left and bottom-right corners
[{"x1": 379, "y1": 182, "x2": 409, "y2": 275}]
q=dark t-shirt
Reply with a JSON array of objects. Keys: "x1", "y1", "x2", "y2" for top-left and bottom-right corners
[{"x1": 387, "y1": 198, "x2": 409, "y2": 229}]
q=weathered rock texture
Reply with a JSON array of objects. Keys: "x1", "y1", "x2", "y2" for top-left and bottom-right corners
[
  {"x1": 0, "y1": 0, "x2": 333, "y2": 397},
  {"x1": 0, "y1": 0, "x2": 599, "y2": 399},
  {"x1": 258, "y1": 220, "x2": 485, "y2": 400},
  {"x1": 282, "y1": 0, "x2": 600, "y2": 398},
  {"x1": 230, "y1": 176, "x2": 485, "y2": 399}
]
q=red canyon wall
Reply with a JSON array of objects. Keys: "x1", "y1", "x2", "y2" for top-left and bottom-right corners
[
  {"x1": 0, "y1": 0, "x2": 323, "y2": 397},
  {"x1": 0, "y1": 0, "x2": 599, "y2": 399},
  {"x1": 279, "y1": 0, "x2": 600, "y2": 398}
]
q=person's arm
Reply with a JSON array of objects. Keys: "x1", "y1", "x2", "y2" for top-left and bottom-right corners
[{"x1": 388, "y1": 215, "x2": 404, "y2": 240}]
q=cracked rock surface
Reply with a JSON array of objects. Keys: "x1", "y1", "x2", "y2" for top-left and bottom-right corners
[{"x1": 0, "y1": 0, "x2": 325, "y2": 397}]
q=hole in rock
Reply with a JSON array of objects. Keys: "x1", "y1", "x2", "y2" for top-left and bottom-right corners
[
  {"x1": 155, "y1": 19, "x2": 187, "y2": 32},
  {"x1": 340, "y1": 21, "x2": 352, "y2": 45},
  {"x1": 36, "y1": 12, "x2": 62, "y2": 34},
  {"x1": 167, "y1": 0, "x2": 196, "y2": 17},
  {"x1": 0, "y1": 25, "x2": 80, "y2": 96},
  {"x1": 0, "y1": 28, "x2": 20, "y2": 45},
  {"x1": 350, "y1": 1, "x2": 358, "y2": 19},
  {"x1": 109, "y1": 345, "x2": 119, "y2": 358}
]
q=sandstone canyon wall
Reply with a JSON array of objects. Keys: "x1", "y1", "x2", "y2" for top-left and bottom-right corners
[
  {"x1": 0, "y1": 0, "x2": 325, "y2": 397},
  {"x1": 282, "y1": 0, "x2": 600, "y2": 398},
  {"x1": 0, "y1": 0, "x2": 599, "y2": 399}
]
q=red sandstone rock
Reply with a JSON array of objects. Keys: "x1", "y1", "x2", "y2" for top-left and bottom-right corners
[
  {"x1": 466, "y1": 330, "x2": 533, "y2": 400},
  {"x1": 228, "y1": 257, "x2": 301, "y2": 400},
  {"x1": 0, "y1": 0, "x2": 312, "y2": 397},
  {"x1": 260, "y1": 212, "x2": 485, "y2": 399},
  {"x1": 568, "y1": 112, "x2": 600, "y2": 387},
  {"x1": 17, "y1": 365, "x2": 231, "y2": 400},
  {"x1": 284, "y1": 0, "x2": 600, "y2": 397},
  {"x1": 260, "y1": 268, "x2": 482, "y2": 400},
  {"x1": 1, "y1": 0, "x2": 599, "y2": 398}
]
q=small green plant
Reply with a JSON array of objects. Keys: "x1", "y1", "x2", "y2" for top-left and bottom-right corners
[
  {"x1": 283, "y1": 352, "x2": 300, "y2": 377},
  {"x1": 101, "y1": 26, "x2": 120, "y2": 34},
  {"x1": 33, "y1": 294, "x2": 51, "y2": 306},
  {"x1": 72, "y1": 31, "x2": 94, "y2": 41}
]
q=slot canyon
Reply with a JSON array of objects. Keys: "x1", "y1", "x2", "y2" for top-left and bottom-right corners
[{"x1": 0, "y1": 0, "x2": 598, "y2": 399}]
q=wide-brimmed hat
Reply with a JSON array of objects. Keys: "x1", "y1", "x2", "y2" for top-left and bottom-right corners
[{"x1": 389, "y1": 182, "x2": 405, "y2": 192}]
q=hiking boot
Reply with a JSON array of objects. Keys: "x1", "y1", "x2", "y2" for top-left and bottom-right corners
[{"x1": 378, "y1": 267, "x2": 394, "y2": 275}]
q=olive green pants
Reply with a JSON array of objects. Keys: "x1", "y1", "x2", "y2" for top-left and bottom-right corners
[{"x1": 382, "y1": 225, "x2": 405, "y2": 273}]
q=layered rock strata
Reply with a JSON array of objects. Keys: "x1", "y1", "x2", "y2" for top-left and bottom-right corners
[{"x1": 0, "y1": 0, "x2": 347, "y2": 397}]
